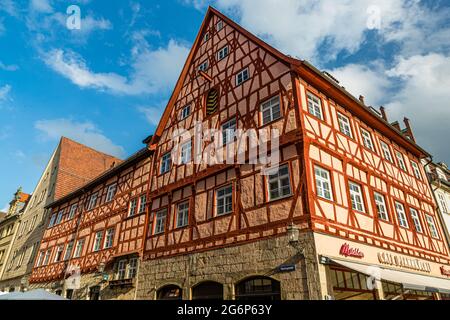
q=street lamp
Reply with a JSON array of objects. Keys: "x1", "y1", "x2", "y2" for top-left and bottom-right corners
[{"x1": 287, "y1": 223, "x2": 300, "y2": 245}]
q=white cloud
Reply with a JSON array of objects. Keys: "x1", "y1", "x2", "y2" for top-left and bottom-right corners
[
  {"x1": 137, "y1": 106, "x2": 164, "y2": 126},
  {"x1": 43, "y1": 39, "x2": 190, "y2": 95},
  {"x1": 0, "y1": 0, "x2": 18, "y2": 17},
  {"x1": 34, "y1": 118, "x2": 125, "y2": 158},
  {"x1": 0, "y1": 61, "x2": 18, "y2": 71},
  {"x1": 30, "y1": 0, "x2": 53, "y2": 13},
  {"x1": 0, "y1": 84, "x2": 11, "y2": 101}
]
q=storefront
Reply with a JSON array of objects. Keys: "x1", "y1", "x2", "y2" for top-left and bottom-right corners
[{"x1": 314, "y1": 233, "x2": 450, "y2": 300}]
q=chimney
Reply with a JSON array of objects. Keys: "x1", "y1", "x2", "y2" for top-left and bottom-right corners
[
  {"x1": 379, "y1": 106, "x2": 388, "y2": 121},
  {"x1": 358, "y1": 95, "x2": 365, "y2": 105},
  {"x1": 403, "y1": 117, "x2": 416, "y2": 142}
]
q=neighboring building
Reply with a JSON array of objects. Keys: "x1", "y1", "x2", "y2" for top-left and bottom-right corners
[
  {"x1": 0, "y1": 137, "x2": 120, "y2": 292},
  {"x1": 0, "y1": 188, "x2": 30, "y2": 284},
  {"x1": 425, "y1": 162, "x2": 450, "y2": 248},
  {"x1": 29, "y1": 144, "x2": 152, "y2": 300},
  {"x1": 134, "y1": 7, "x2": 450, "y2": 300}
]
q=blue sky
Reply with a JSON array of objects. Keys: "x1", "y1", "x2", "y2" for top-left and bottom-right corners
[{"x1": 1, "y1": 0, "x2": 450, "y2": 209}]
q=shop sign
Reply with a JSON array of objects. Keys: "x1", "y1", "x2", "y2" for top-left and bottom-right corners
[
  {"x1": 377, "y1": 252, "x2": 431, "y2": 273},
  {"x1": 339, "y1": 243, "x2": 364, "y2": 258},
  {"x1": 440, "y1": 266, "x2": 450, "y2": 277},
  {"x1": 278, "y1": 264, "x2": 296, "y2": 272}
]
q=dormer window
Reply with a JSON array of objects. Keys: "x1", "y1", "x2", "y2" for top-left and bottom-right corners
[{"x1": 217, "y1": 45, "x2": 229, "y2": 61}]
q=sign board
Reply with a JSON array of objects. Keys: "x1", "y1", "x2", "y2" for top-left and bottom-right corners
[{"x1": 278, "y1": 264, "x2": 296, "y2": 272}]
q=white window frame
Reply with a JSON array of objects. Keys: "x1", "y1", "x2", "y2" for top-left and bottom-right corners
[
  {"x1": 180, "y1": 140, "x2": 192, "y2": 164},
  {"x1": 64, "y1": 241, "x2": 74, "y2": 261},
  {"x1": 92, "y1": 231, "x2": 103, "y2": 252},
  {"x1": 267, "y1": 164, "x2": 292, "y2": 201},
  {"x1": 138, "y1": 194, "x2": 147, "y2": 214},
  {"x1": 360, "y1": 128, "x2": 374, "y2": 151},
  {"x1": 410, "y1": 161, "x2": 422, "y2": 180},
  {"x1": 395, "y1": 151, "x2": 407, "y2": 171},
  {"x1": 103, "y1": 228, "x2": 115, "y2": 249},
  {"x1": 437, "y1": 193, "x2": 448, "y2": 213},
  {"x1": 314, "y1": 166, "x2": 333, "y2": 201},
  {"x1": 203, "y1": 32, "x2": 209, "y2": 42},
  {"x1": 395, "y1": 202, "x2": 409, "y2": 228},
  {"x1": 261, "y1": 96, "x2": 281, "y2": 125},
  {"x1": 216, "y1": 20, "x2": 223, "y2": 31},
  {"x1": 236, "y1": 68, "x2": 249, "y2": 86},
  {"x1": 117, "y1": 260, "x2": 127, "y2": 280},
  {"x1": 307, "y1": 92, "x2": 323, "y2": 120},
  {"x1": 37, "y1": 251, "x2": 45, "y2": 267},
  {"x1": 337, "y1": 112, "x2": 352, "y2": 138},
  {"x1": 129, "y1": 198, "x2": 137, "y2": 217},
  {"x1": 43, "y1": 249, "x2": 51, "y2": 266},
  {"x1": 154, "y1": 209, "x2": 167, "y2": 234},
  {"x1": 160, "y1": 152, "x2": 171, "y2": 174},
  {"x1": 106, "y1": 183, "x2": 117, "y2": 202},
  {"x1": 216, "y1": 184, "x2": 233, "y2": 216},
  {"x1": 426, "y1": 215, "x2": 439, "y2": 239},
  {"x1": 180, "y1": 104, "x2": 191, "y2": 120},
  {"x1": 349, "y1": 182, "x2": 365, "y2": 212},
  {"x1": 54, "y1": 245, "x2": 64, "y2": 263},
  {"x1": 374, "y1": 192, "x2": 389, "y2": 221},
  {"x1": 128, "y1": 258, "x2": 138, "y2": 279},
  {"x1": 198, "y1": 60, "x2": 208, "y2": 72},
  {"x1": 48, "y1": 213, "x2": 57, "y2": 227},
  {"x1": 410, "y1": 208, "x2": 423, "y2": 233},
  {"x1": 55, "y1": 210, "x2": 64, "y2": 225},
  {"x1": 380, "y1": 141, "x2": 393, "y2": 162},
  {"x1": 222, "y1": 118, "x2": 236, "y2": 146},
  {"x1": 87, "y1": 193, "x2": 98, "y2": 211},
  {"x1": 73, "y1": 239, "x2": 84, "y2": 258},
  {"x1": 68, "y1": 204, "x2": 77, "y2": 219},
  {"x1": 176, "y1": 201, "x2": 189, "y2": 228},
  {"x1": 217, "y1": 45, "x2": 229, "y2": 61}
]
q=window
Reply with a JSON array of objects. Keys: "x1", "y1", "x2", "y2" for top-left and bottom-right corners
[
  {"x1": 380, "y1": 141, "x2": 393, "y2": 162},
  {"x1": 203, "y1": 32, "x2": 209, "y2": 42},
  {"x1": 138, "y1": 194, "x2": 147, "y2": 213},
  {"x1": 48, "y1": 213, "x2": 57, "y2": 228},
  {"x1": 128, "y1": 258, "x2": 138, "y2": 278},
  {"x1": 68, "y1": 204, "x2": 77, "y2": 219},
  {"x1": 236, "y1": 68, "x2": 249, "y2": 86},
  {"x1": 54, "y1": 246, "x2": 64, "y2": 263},
  {"x1": 206, "y1": 89, "x2": 219, "y2": 115},
  {"x1": 410, "y1": 161, "x2": 422, "y2": 180},
  {"x1": 129, "y1": 198, "x2": 137, "y2": 216},
  {"x1": 55, "y1": 210, "x2": 64, "y2": 225},
  {"x1": 198, "y1": 60, "x2": 208, "y2": 72},
  {"x1": 30, "y1": 215, "x2": 37, "y2": 231},
  {"x1": 217, "y1": 45, "x2": 229, "y2": 60},
  {"x1": 87, "y1": 193, "x2": 98, "y2": 210},
  {"x1": 374, "y1": 192, "x2": 389, "y2": 221},
  {"x1": 64, "y1": 241, "x2": 74, "y2": 261},
  {"x1": 307, "y1": 92, "x2": 323, "y2": 120},
  {"x1": 360, "y1": 128, "x2": 374, "y2": 151},
  {"x1": 216, "y1": 20, "x2": 223, "y2": 31},
  {"x1": 73, "y1": 239, "x2": 84, "y2": 258},
  {"x1": 37, "y1": 251, "x2": 45, "y2": 267},
  {"x1": 410, "y1": 208, "x2": 423, "y2": 233},
  {"x1": 180, "y1": 140, "x2": 192, "y2": 164},
  {"x1": 106, "y1": 183, "x2": 117, "y2": 202},
  {"x1": 267, "y1": 164, "x2": 292, "y2": 201},
  {"x1": 160, "y1": 152, "x2": 171, "y2": 174},
  {"x1": 216, "y1": 184, "x2": 233, "y2": 216},
  {"x1": 154, "y1": 209, "x2": 167, "y2": 234},
  {"x1": 261, "y1": 96, "x2": 281, "y2": 125},
  {"x1": 176, "y1": 202, "x2": 189, "y2": 228},
  {"x1": 425, "y1": 215, "x2": 439, "y2": 239},
  {"x1": 43, "y1": 249, "x2": 51, "y2": 265},
  {"x1": 438, "y1": 193, "x2": 448, "y2": 213},
  {"x1": 117, "y1": 260, "x2": 126, "y2": 280},
  {"x1": 93, "y1": 231, "x2": 103, "y2": 252},
  {"x1": 314, "y1": 166, "x2": 333, "y2": 200},
  {"x1": 222, "y1": 118, "x2": 236, "y2": 145},
  {"x1": 337, "y1": 113, "x2": 352, "y2": 138},
  {"x1": 395, "y1": 202, "x2": 408, "y2": 228},
  {"x1": 349, "y1": 182, "x2": 365, "y2": 212},
  {"x1": 104, "y1": 228, "x2": 115, "y2": 249},
  {"x1": 180, "y1": 104, "x2": 191, "y2": 119},
  {"x1": 395, "y1": 151, "x2": 407, "y2": 171},
  {"x1": 437, "y1": 169, "x2": 447, "y2": 181}
]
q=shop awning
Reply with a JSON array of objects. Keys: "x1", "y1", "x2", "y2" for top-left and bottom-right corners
[{"x1": 327, "y1": 257, "x2": 450, "y2": 295}]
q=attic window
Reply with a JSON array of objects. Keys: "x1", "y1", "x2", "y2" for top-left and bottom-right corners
[
  {"x1": 216, "y1": 20, "x2": 223, "y2": 31},
  {"x1": 198, "y1": 60, "x2": 208, "y2": 72},
  {"x1": 217, "y1": 45, "x2": 229, "y2": 61},
  {"x1": 206, "y1": 89, "x2": 219, "y2": 115},
  {"x1": 203, "y1": 32, "x2": 210, "y2": 42}
]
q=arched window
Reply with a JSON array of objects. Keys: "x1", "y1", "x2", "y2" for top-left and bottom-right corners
[
  {"x1": 157, "y1": 284, "x2": 182, "y2": 300},
  {"x1": 192, "y1": 281, "x2": 224, "y2": 300},
  {"x1": 235, "y1": 276, "x2": 281, "y2": 300},
  {"x1": 206, "y1": 89, "x2": 218, "y2": 115}
]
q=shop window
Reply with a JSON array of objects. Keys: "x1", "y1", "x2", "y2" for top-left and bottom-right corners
[
  {"x1": 330, "y1": 266, "x2": 376, "y2": 300},
  {"x1": 192, "y1": 281, "x2": 224, "y2": 300},
  {"x1": 235, "y1": 276, "x2": 281, "y2": 300},
  {"x1": 157, "y1": 284, "x2": 183, "y2": 300}
]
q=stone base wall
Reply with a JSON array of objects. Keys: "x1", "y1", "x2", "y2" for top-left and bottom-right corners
[
  {"x1": 136, "y1": 232, "x2": 322, "y2": 300},
  {"x1": 0, "y1": 275, "x2": 24, "y2": 293}
]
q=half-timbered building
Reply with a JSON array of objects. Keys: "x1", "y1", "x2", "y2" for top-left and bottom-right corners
[{"x1": 29, "y1": 144, "x2": 152, "y2": 300}]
